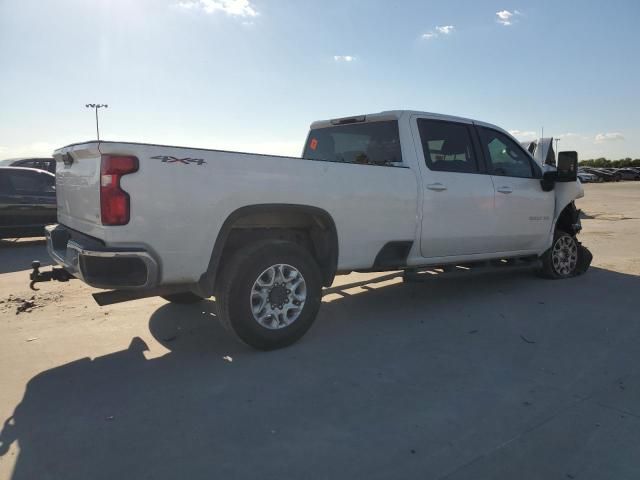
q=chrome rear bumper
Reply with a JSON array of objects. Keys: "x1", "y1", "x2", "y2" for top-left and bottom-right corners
[{"x1": 45, "y1": 224, "x2": 158, "y2": 290}]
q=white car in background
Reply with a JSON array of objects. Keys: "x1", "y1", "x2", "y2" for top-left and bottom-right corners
[{"x1": 577, "y1": 171, "x2": 598, "y2": 183}]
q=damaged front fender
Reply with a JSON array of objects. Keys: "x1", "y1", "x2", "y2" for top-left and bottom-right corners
[{"x1": 544, "y1": 180, "x2": 584, "y2": 248}]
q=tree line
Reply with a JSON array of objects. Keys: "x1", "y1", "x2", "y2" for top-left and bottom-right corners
[{"x1": 579, "y1": 158, "x2": 640, "y2": 168}]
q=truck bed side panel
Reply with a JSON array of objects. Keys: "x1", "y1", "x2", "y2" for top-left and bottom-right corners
[{"x1": 57, "y1": 142, "x2": 419, "y2": 284}]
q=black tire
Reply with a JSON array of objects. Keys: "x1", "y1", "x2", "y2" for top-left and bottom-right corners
[
  {"x1": 161, "y1": 292, "x2": 205, "y2": 304},
  {"x1": 215, "y1": 240, "x2": 322, "y2": 350},
  {"x1": 538, "y1": 230, "x2": 579, "y2": 279}
]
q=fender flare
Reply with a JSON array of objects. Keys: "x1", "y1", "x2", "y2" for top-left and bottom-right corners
[{"x1": 196, "y1": 204, "x2": 339, "y2": 296}]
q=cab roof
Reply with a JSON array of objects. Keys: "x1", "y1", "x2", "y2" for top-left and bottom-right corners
[{"x1": 310, "y1": 110, "x2": 506, "y2": 133}]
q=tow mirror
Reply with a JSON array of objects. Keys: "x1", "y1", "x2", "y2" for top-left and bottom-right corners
[{"x1": 557, "y1": 151, "x2": 578, "y2": 182}]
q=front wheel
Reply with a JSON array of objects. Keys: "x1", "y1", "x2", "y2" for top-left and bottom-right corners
[
  {"x1": 538, "y1": 230, "x2": 579, "y2": 279},
  {"x1": 215, "y1": 240, "x2": 323, "y2": 350}
]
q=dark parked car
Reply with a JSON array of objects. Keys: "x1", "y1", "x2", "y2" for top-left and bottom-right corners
[
  {"x1": 581, "y1": 167, "x2": 617, "y2": 182},
  {"x1": 0, "y1": 167, "x2": 57, "y2": 238},
  {"x1": 598, "y1": 168, "x2": 622, "y2": 181},
  {"x1": 616, "y1": 168, "x2": 640, "y2": 180},
  {"x1": 0, "y1": 157, "x2": 56, "y2": 174}
]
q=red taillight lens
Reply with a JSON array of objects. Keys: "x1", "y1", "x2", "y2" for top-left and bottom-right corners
[{"x1": 100, "y1": 155, "x2": 139, "y2": 225}]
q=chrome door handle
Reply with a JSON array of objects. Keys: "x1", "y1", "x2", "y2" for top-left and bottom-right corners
[
  {"x1": 426, "y1": 183, "x2": 447, "y2": 191},
  {"x1": 497, "y1": 186, "x2": 513, "y2": 194}
]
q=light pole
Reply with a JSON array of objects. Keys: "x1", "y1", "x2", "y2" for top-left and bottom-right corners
[{"x1": 85, "y1": 103, "x2": 108, "y2": 140}]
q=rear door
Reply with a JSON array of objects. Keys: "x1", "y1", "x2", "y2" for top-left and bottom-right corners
[
  {"x1": 476, "y1": 126, "x2": 554, "y2": 252},
  {"x1": 413, "y1": 117, "x2": 498, "y2": 258}
]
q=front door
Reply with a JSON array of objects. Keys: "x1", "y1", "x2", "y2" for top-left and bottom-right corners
[{"x1": 476, "y1": 126, "x2": 554, "y2": 252}]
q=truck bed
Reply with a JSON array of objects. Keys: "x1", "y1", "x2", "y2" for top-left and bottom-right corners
[{"x1": 53, "y1": 141, "x2": 418, "y2": 285}]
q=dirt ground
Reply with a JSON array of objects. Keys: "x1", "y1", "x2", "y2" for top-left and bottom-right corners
[{"x1": 0, "y1": 182, "x2": 639, "y2": 479}]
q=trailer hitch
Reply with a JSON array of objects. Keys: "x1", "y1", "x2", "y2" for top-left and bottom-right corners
[{"x1": 29, "y1": 261, "x2": 74, "y2": 290}]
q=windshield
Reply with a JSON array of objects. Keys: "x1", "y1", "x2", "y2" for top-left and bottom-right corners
[{"x1": 303, "y1": 120, "x2": 402, "y2": 165}]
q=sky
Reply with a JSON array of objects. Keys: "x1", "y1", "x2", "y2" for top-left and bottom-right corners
[{"x1": 1, "y1": 0, "x2": 639, "y2": 160}]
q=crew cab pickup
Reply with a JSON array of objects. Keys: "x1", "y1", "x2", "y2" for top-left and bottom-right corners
[{"x1": 45, "y1": 110, "x2": 588, "y2": 349}]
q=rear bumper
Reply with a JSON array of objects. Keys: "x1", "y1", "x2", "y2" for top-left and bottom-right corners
[{"x1": 45, "y1": 224, "x2": 159, "y2": 290}]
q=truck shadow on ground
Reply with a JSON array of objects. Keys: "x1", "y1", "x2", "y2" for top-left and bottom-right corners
[
  {"x1": 1, "y1": 267, "x2": 640, "y2": 479},
  {"x1": 0, "y1": 238, "x2": 50, "y2": 275}
]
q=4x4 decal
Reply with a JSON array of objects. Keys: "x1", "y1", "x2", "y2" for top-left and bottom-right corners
[{"x1": 151, "y1": 155, "x2": 206, "y2": 165}]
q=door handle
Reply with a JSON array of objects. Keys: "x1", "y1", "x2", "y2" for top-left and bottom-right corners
[
  {"x1": 426, "y1": 183, "x2": 447, "y2": 192},
  {"x1": 497, "y1": 186, "x2": 513, "y2": 194}
]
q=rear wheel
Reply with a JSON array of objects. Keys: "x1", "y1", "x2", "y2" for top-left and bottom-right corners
[
  {"x1": 538, "y1": 230, "x2": 579, "y2": 279},
  {"x1": 215, "y1": 240, "x2": 322, "y2": 350},
  {"x1": 162, "y1": 292, "x2": 204, "y2": 304}
]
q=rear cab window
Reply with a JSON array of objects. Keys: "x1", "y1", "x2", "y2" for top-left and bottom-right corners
[
  {"x1": 303, "y1": 120, "x2": 402, "y2": 166},
  {"x1": 15, "y1": 160, "x2": 38, "y2": 169}
]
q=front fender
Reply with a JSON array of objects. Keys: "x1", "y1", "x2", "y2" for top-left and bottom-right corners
[{"x1": 544, "y1": 180, "x2": 584, "y2": 249}]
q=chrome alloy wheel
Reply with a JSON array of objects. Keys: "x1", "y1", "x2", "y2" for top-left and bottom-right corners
[
  {"x1": 552, "y1": 235, "x2": 578, "y2": 276},
  {"x1": 250, "y1": 264, "x2": 307, "y2": 329}
]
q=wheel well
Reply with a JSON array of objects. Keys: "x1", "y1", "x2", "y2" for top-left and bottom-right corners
[
  {"x1": 555, "y1": 201, "x2": 580, "y2": 235},
  {"x1": 197, "y1": 205, "x2": 338, "y2": 295}
]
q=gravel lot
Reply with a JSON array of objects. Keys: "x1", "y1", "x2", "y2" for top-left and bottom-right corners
[{"x1": 1, "y1": 182, "x2": 639, "y2": 480}]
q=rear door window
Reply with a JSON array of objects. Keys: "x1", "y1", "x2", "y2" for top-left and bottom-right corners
[
  {"x1": 304, "y1": 120, "x2": 402, "y2": 166},
  {"x1": 417, "y1": 119, "x2": 479, "y2": 173}
]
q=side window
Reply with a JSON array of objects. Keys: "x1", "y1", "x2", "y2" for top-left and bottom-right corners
[
  {"x1": 7, "y1": 171, "x2": 48, "y2": 195},
  {"x1": 417, "y1": 119, "x2": 478, "y2": 173},
  {"x1": 41, "y1": 173, "x2": 56, "y2": 193},
  {"x1": 479, "y1": 128, "x2": 536, "y2": 178}
]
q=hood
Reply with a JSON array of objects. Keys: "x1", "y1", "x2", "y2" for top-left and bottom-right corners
[{"x1": 523, "y1": 138, "x2": 556, "y2": 166}]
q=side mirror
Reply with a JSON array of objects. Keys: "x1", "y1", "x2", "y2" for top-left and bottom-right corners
[
  {"x1": 541, "y1": 171, "x2": 556, "y2": 191},
  {"x1": 557, "y1": 151, "x2": 578, "y2": 181}
]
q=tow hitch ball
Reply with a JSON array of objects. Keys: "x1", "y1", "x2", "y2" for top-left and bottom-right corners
[{"x1": 29, "y1": 261, "x2": 74, "y2": 290}]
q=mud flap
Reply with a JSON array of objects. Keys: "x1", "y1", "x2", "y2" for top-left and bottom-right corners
[{"x1": 574, "y1": 242, "x2": 593, "y2": 276}]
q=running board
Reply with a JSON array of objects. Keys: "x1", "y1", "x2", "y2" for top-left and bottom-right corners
[{"x1": 403, "y1": 257, "x2": 541, "y2": 282}]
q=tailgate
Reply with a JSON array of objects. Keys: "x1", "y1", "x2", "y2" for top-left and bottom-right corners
[{"x1": 52, "y1": 142, "x2": 102, "y2": 235}]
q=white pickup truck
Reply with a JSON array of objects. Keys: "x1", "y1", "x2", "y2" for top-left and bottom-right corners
[{"x1": 42, "y1": 110, "x2": 589, "y2": 350}]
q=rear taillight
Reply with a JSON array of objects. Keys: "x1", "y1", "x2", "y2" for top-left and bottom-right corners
[{"x1": 100, "y1": 155, "x2": 139, "y2": 225}]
